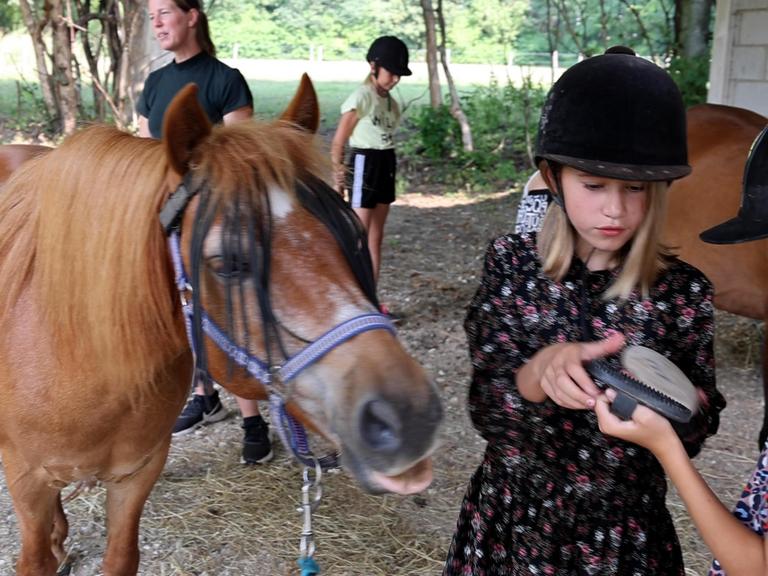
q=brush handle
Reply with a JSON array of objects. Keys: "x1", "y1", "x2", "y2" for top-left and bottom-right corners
[
  {"x1": 610, "y1": 392, "x2": 638, "y2": 420},
  {"x1": 586, "y1": 359, "x2": 693, "y2": 423}
]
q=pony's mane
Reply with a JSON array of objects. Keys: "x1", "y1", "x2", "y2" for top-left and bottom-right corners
[
  {"x1": 0, "y1": 125, "x2": 182, "y2": 384},
  {"x1": 0, "y1": 120, "x2": 330, "y2": 386}
]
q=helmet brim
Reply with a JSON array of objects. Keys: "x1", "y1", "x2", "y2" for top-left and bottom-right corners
[
  {"x1": 380, "y1": 64, "x2": 412, "y2": 76},
  {"x1": 538, "y1": 154, "x2": 691, "y2": 181},
  {"x1": 699, "y1": 215, "x2": 768, "y2": 244}
]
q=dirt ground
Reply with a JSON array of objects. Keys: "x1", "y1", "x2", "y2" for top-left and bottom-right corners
[{"x1": 0, "y1": 190, "x2": 763, "y2": 576}]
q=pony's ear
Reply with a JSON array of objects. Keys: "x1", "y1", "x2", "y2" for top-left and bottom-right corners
[
  {"x1": 163, "y1": 83, "x2": 212, "y2": 175},
  {"x1": 280, "y1": 73, "x2": 319, "y2": 134}
]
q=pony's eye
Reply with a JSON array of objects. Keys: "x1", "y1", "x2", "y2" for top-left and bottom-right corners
[{"x1": 206, "y1": 256, "x2": 251, "y2": 279}]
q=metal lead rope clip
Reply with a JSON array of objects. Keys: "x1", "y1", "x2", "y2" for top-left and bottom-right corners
[{"x1": 297, "y1": 457, "x2": 323, "y2": 558}]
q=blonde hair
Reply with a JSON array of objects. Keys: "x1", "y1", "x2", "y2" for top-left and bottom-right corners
[{"x1": 536, "y1": 169, "x2": 674, "y2": 300}]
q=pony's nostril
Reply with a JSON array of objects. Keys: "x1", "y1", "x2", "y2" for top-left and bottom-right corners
[{"x1": 360, "y1": 399, "x2": 402, "y2": 453}]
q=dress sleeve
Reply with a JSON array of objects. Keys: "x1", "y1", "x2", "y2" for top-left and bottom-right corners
[
  {"x1": 671, "y1": 277, "x2": 726, "y2": 458},
  {"x1": 464, "y1": 237, "x2": 540, "y2": 431}
]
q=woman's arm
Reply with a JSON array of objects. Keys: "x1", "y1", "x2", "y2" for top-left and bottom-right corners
[
  {"x1": 596, "y1": 397, "x2": 767, "y2": 576},
  {"x1": 330, "y1": 110, "x2": 358, "y2": 194},
  {"x1": 223, "y1": 105, "x2": 253, "y2": 125}
]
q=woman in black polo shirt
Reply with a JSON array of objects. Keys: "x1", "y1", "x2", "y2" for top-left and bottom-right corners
[
  {"x1": 137, "y1": 0, "x2": 252, "y2": 138},
  {"x1": 137, "y1": 0, "x2": 271, "y2": 466}
]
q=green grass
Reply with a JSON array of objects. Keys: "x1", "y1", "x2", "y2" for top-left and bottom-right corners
[
  {"x1": 249, "y1": 79, "x2": 432, "y2": 132},
  {"x1": 0, "y1": 76, "x2": 435, "y2": 136}
]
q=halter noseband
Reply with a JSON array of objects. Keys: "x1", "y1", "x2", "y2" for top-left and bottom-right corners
[{"x1": 160, "y1": 174, "x2": 396, "y2": 469}]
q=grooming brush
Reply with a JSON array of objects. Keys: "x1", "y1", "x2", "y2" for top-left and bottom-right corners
[{"x1": 586, "y1": 345, "x2": 700, "y2": 423}]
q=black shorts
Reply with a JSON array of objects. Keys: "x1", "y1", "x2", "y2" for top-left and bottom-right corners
[{"x1": 345, "y1": 148, "x2": 396, "y2": 209}]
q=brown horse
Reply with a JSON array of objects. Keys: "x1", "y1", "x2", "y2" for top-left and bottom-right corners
[
  {"x1": 665, "y1": 103, "x2": 768, "y2": 445},
  {"x1": 0, "y1": 76, "x2": 442, "y2": 575},
  {"x1": 0, "y1": 143, "x2": 51, "y2": 183}
]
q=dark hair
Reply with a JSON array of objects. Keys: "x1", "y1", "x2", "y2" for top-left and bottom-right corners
[{"x1": 174, "y1": 0, "x2": 216, "y2": 56}]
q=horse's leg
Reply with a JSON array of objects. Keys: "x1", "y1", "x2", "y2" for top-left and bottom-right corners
[
  {"x1": 760, "y1": 322, "x2": 768, "y2": 449},
  {"x1": 3, "y1": 454, "x2": 61, "y2": 575},
  {"x1": 101, "y1": 442, "x2": 170, "y2": 576},
  {"x1": 51, "y1": 493, "x2": 69, "y2": 564}
]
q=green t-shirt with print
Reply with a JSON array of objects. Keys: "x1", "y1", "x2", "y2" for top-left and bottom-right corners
[{"x1": 341, "y1": 82, "x2": 400, "y2": 150}]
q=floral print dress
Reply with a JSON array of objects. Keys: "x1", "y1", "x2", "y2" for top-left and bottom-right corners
[
  {"x1": 444, "y1": 234, "x2": 726, "y2": 576},
  {"x1": 708, "y1": 444, "x2": 768, "y2": 575}
]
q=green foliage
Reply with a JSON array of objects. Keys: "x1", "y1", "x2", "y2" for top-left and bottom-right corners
[
  {"x1": 0, "y1": 1, "x2": 20, "y2": 35},
  {"x1": 0, "y1": 78, "x2": 58, "y2": 138},
  {"x1": 401, "y1": 78, "x2": 547, "y2": 192},
  {"x1": 208, "y1": 0, "x2": 533, "y2": 64},
  {"x1": 410, "y1": 104, "x2": 458, "y2": 159},
  {"x1": 515, "y1": 0, "x2": 675, "y2": 62},
  {"x1": 209, "y1": 0, "x2": 424, "y2": 61},
  {"x1": 668, "y1": 54, "x2": 710, "y2": 107},
  {"x1": 203, "y1": 0, "x2": 691, "y2": 67},
  {"x1": 445, "y1": 0, "x2": 528, "y2": 63}
]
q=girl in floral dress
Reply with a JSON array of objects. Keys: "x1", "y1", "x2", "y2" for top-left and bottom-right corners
[
  {"x1": 443, "y1": 46, "x2": 726, "y2": 575},
  {"x1": 596, "y1": 124, "x2": 768, "y2": 576}
]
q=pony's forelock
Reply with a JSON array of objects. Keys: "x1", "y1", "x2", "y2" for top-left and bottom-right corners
[{"x1": 191, "y1": 121, "x2": 329, "y2": 205}]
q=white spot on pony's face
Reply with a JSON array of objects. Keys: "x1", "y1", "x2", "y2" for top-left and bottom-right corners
[{"x1": 268, "y1": 184, "x2": 294, "y2": 219}]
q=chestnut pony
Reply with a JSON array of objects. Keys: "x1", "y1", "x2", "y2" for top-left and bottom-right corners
[
  {"x1": 0, "y1": 76, "x2": 442, "y2": 575},
  {"x1": 664, "y1": 103, "x2": 768, "y2": 445},
  {"x1": 0, "y1": 143, "x2": 50, "y2": 182}
]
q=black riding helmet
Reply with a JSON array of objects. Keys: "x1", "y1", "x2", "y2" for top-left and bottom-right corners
[
  {"x1": 700, "y1": 125, "x2": 768, "y2": 243},
  {"x1": 535, "y1": 46, "x2": 691, "y2": 182},
  {"x1": 366, "y1": 36, "x2": 412, "y2": 77}
]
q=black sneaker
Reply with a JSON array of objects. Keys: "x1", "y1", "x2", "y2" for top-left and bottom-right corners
[
  {"x1": 172, "y1": 391, "x2": 229, "y2": 436},
  {"x1": 241, "y1": 415, "x2": 273, "y2": 464}
]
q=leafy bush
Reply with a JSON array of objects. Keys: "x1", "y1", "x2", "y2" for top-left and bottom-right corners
[
  {"x1": 0, "y1": 2, "x2": 20, "y2": 34},
  {"x1": 409, "y1": 103, "x2": 458, "y2": 159},
  {"x1": 668, "y1": 55, "x2": 709, "y2": 107},
  {"x1": 400, "y1": 78, "x2": 546, "y2": 192}
]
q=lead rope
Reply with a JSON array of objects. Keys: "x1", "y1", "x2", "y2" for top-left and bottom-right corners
[{"x1": 297, "y1": 460, "x2": 323, "y2": 575}]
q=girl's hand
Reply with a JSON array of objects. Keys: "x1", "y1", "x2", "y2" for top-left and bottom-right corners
[
  {"x1": 536, "y1": 333, "x2": 625, "y2": 409},
  {"x1": 594, "y1": 389, "x2": 676, "y2": 455},
  {"x1": 334, "y1": 164, "x2": 346, "y2": 195}
]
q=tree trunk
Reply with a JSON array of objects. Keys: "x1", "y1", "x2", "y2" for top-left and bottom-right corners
[
  {"x1": 420, "y1": 0, "x2": 442, "y2": 108},
  {"x1": 19, "y1": 0, "x2": 150, "y2": 134},
  {"x1": 17, "y1": 0, "x2": 57, "y2": 121},
  {"x1": 436, "y1": 0, "x2": 472, "y2": 152},
  {"x1": 50, "y1": 0, "x2": 77, "y2": 133},
  {"x1": 123, "y1": 0, "x2": 162, "y2": 130},
  {"x1": 676, "y1": 0, "x2": 713, "y2": 58}
]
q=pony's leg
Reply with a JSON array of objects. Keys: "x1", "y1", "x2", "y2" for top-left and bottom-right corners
[
  {"x1": 3, "y1": 455, "x2": 61, "y2": 575},
  {"x1": 51, "y1": 493, "x2": 69, "y2": 564},
  {"x1": 101, "y1": 443, "x2": 170, "y2": 576}
]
